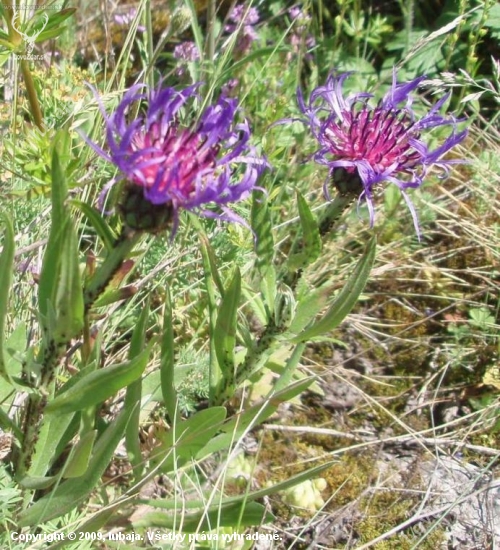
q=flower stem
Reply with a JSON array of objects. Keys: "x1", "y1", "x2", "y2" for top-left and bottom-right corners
[
  {"x1": 20, "y1": 59, "x2": 44, "y2": 130},
  {"x1": 144, "y1": 0, "x2": 154, "y2": 89},
  {"x1": 16, "y1": 339, "x2": 63, "y2": 479},
  {"x1": 84, "y1": 226, "x2": 141, "y2": 311},
  {"x1": 318, "y1": 194, "x2": 356, "y2": 236},
  {"x1": 206, "y1": 0, "x2": 216, "y2": 65}
]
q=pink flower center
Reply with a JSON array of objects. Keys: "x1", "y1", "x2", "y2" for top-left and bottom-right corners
[
  {"x1": 130, "y1": 122, "x2": 219, "y2": 197},
  {"x1": 324, "y1": 107, "x2": 422, "y2": 173}
]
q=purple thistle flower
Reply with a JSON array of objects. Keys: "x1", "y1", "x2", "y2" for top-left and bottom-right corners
[
  {"x1": 298, "y1": 72, "x2": 468, "y2": 237},
  {"x1": 85, "y1": 83, "x2": 266, "y2": 235}
]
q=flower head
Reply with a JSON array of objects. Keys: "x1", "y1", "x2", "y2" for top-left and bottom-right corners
[
  {"x1": 173, "y1": 42, "x2": 200, "y2": 76},
  {"x1": 113, "y1": 8, "x2": 145, "y2": 32},
  {"x1": 288, "y1": 5, "x2": 315, "y2": 62},
  {"x1": 225, "y1": 4, "x2": 260, "y2": 53},
  {"x1": 173, "y1": 41, "x2": 200, "y2": 63},
  {"x1": 85, "y1": 83, "x2": 266, "y2": 234},
  {"x1": 298, "y1": 72, "x2": 467, "y2": 236}
]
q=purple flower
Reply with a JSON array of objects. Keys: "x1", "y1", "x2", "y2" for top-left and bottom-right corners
[
  {"x1": 225, "y1": 4, "x2": 260, "y2": 53},
  {"x1": 228, "y1": 4, "x2": 260, "y2": 26},
  {"x1": 298, "y1": 72, "x2": 467, "y2": 237},
  {"x1": 114, "y1": 8, "x2": 145, "y2": 32},
  {"x1": 85, "y1": 83, "x2": 266, "y2": 234},
  {"x1": 289, "y1": 5, "x2": 311, "y2": 33},
  {"x1": 173, "y1": 41, "x2": 200, "y2": 62},
  {"x1": 288, "y1": 5, "x2": 315, "y2": 60},
  {"x1": 173, "y1": 41, "x2": 200, "y2": 76}
]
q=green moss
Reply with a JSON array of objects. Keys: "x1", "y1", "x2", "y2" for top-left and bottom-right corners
[{"x1": 356, "y1": 486, "x2": 446, "y2": 548}]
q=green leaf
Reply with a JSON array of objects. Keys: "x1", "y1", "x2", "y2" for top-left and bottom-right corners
[
  {"x1": 251, "y1": 193, "x2": 275, "y2": 273},
  {"x1": 52, "y1": 218, "x2": 84, "y2": 343},
  {"x1": 199, "y1": 231, "x2": 222, "y2": 403},
  {"x1": 35, "y1": 27, "x2": 67, "y2": 42},
  {"x1": 293, "y1": 237, "x2": 377, "y2": 342},
  {"x1": 28, "y1": 411, "x2": 78, "y2": 478},
  {"x1": 160, "y1": 285, "x2": 178, "y2": 421},
  {"x1": 19, "y1": 409, "x2": 130, "y2": 526},
  {"x1": 271, "y1": 343, "x2": 306, "y2": 395},
  {"x1": 28, "y1": 8, "x2": 76, "y2": 42},
  {"x1": 19, "y1": 476, "x2": 58, "y2": 490},
  {"x1": 63, "y1": 430, "x2": 97, "y2": 478},
  {"x1": 288, "y1": 283, "x2": 334, "y2": 335},
  {"x1": 201, "y1": 378, "x2": 312, "y2": 457},
  {"x1": 3, "y1": 323, "x2": 27, "y2": 380},
  {"x1": 0, "y1": 212, "x2": 14, "y2": 383},
  {"x1": 151, "y1": 407, "x2": 227, "y2": 473},
  {"x1": 297, "y1": 190, "x2": 321, "y2": 259},
  {"x1": 38, "y1": 151, "x2": 83, "y2": 344},
  {"x1": 133, "y1": 501, "x2": 272, "y2": 531},
  {"x1": 141, "y1": 460, "x2": 335, "y2": 514},
  {"x1": 202, "y1": 235, "x2": 225, "y2": 296},
  {"x1": 124, "y1": 301, "x2": 150, "y2": 478},
  {"x1": 71, "y1": 200, "x2": 116, "y2": 251},
  {"x1": 92, "y1": 285, "x2": 138, "y2": 307},
  {"x1": 214, "y1": 268, "x2": 241, "y2": 395},
  {"x1": 251, "y1": 193, "x2": 276, "y2": 316},
  {"x1": 45, "y1": 345, "x2": 152, "y2": 415}
]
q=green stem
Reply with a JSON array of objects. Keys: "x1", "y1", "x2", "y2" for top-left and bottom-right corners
[
  {"x1": 206, "y1": 0, "x2": 216, "y2": 64},
  {"x1": 144, "y1": 0, "x2": 154, "y2": 89},
  {"x1": 318, "y1": 193, "x2": 356, "y2": 236},
  {"x1": 20, "y1": 59, "x2": 44, "y2": 130},
  {"x1": 4, "y1": 7, "x2": 43, "y2": 129},
  {"x1": 84, "y1": 227, "x2": 141, "y2": 311},
  {"x1": 215, "y1": 321, "x2": 282, "y2": 405},
  {"x1": 16, "y1": 339, "x2": 62, "y2": 479}
]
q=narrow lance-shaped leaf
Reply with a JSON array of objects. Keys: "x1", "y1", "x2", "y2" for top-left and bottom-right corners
[
  {"x1": 133, "y1": 501, "x2": 272, "y2": 531},
  {"x1": 18, "y1": 408, "x2": 130, "y2": 526},
  {"x1": 251, "y1": 192, "x2": 274, "y2": 273},
  {"x1": 271, "y1": 342, "x2": 307, "y2": 395},
  {"x1": 141, "y1": 460, "x2": 335, "y2": 512},
  {"x1": 38, "y1": 150, "x2": 68, "y2": 324},
  {"x1": 29, "y1": 8, "x2": 76, "y2": 33},
  {"x1": 151, "y1": 407, "x2": 227, "y2": 474},
  {"x1": 288, "y1": 282, "x2": 334, "y2": 336},
  {"x1": 288, "y1": 190, "x2": 322, "y2": 270},
  {"x1": 35, "y1": 151, "x2": 84, "y2": 344},
  {"x1": 198, "y1": 227, "x2": 224, "y2": 295},
  {"x1": 293, "y1": 237, "x2": 377, "y2": 342},
  {"x1": 52, "y1": 218, "x2": 84, "y2": 344},
  {"x1": 214, "y1": 268, "x2": 241, "y2": 399},
  {"x1": 201, "y1": 378, "x2": 313, "y2": 458},
  {"x1": 160, "y1": 285, "x2": 178, "y2": 421},
  {"x1": 124, "y1": 299, "x2": 150, "y2": 479},
  {"x1": 27, "y1": 411, "x2": 78, "y2": 478},
  {"x1": 198, "y1": 231, "x2": 222, "y2": 403},
  {"x1": 0, "y1": 212, "x2": 14, "y2": 382},
  {"x1": 62, "y1": 430, "x2": 97, "y2": 479},
  {"x1": 45, "y1": 344, "x2": 152, "y2": 415},
  {"x1": 71, "y1": 199, "x2": 117, "y2": 252},
  {"x1": 251, "y1": 192, "x2": 276, "y2": 317}
]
